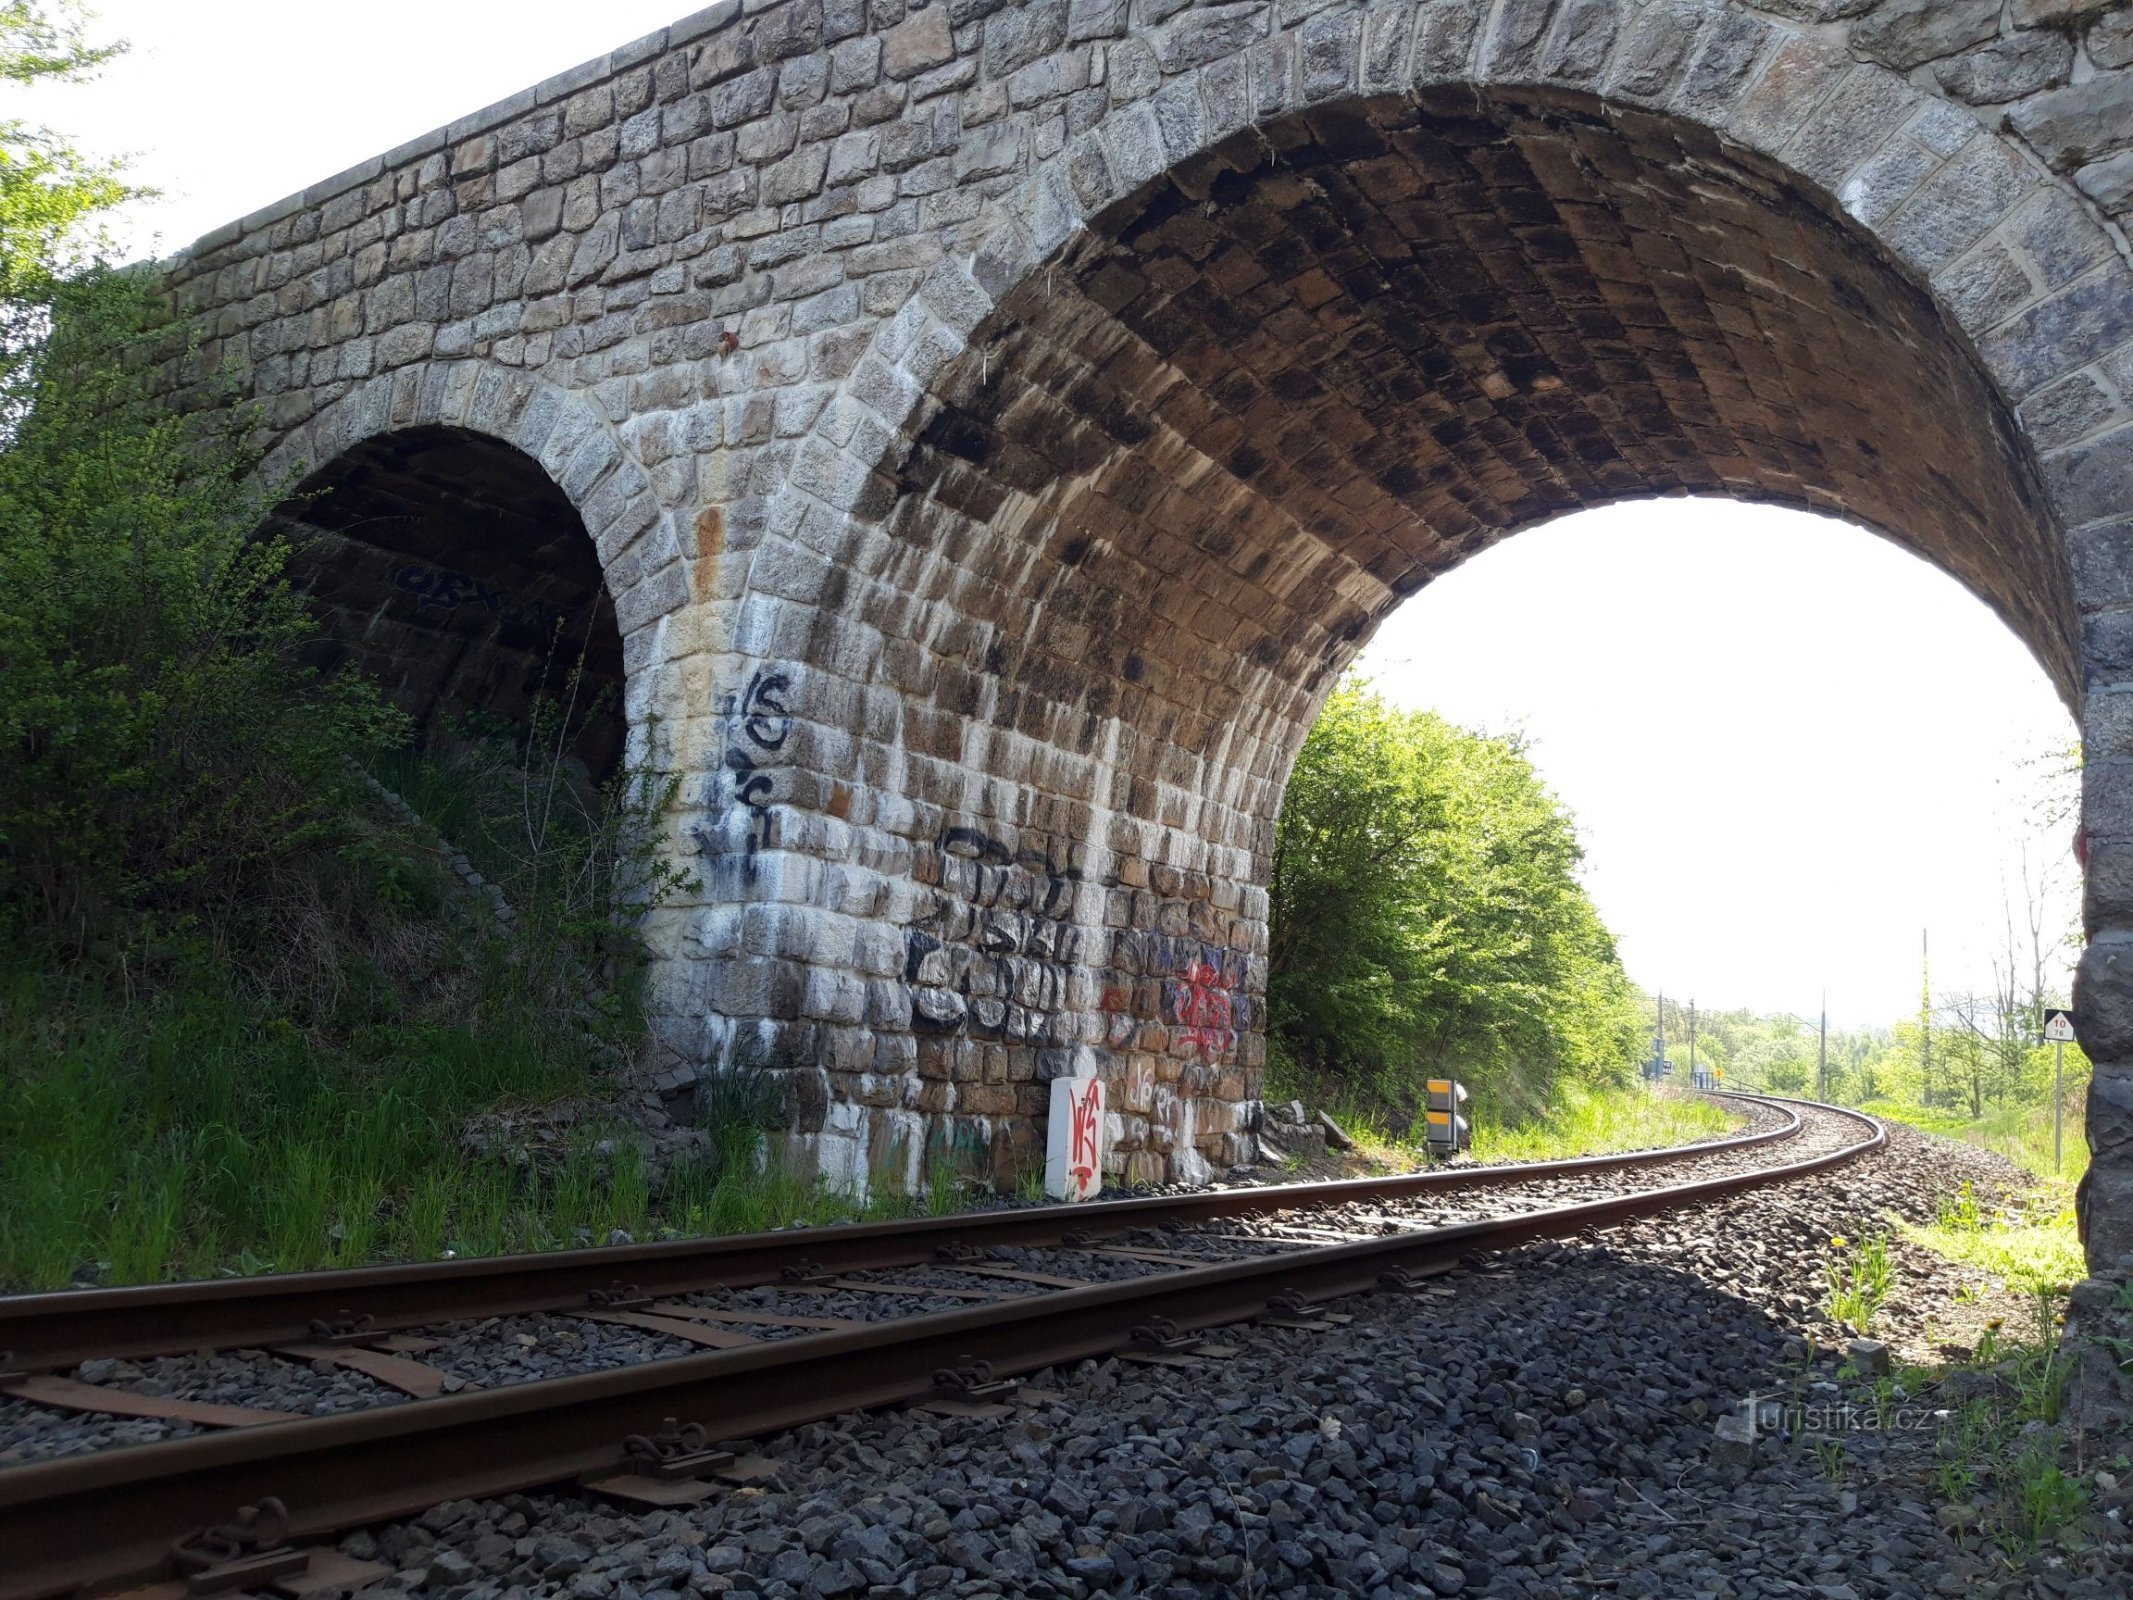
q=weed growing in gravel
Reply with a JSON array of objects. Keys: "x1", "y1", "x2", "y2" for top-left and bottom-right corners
[
  {"x1": 1907, "y1": 1180, "x2": 2085, "y2": 1296},
  {"x1": 1812, "y1": 1437, "x2": 1846, "y2": 1482},
  {"x1": 1823, "y1": 1232, "x2": 1895, "y2": 1334},
  {"x1": 2009, "y1": 1438, "x2": 2088, "y2": 1554},
  {"x1": 1015, "y1": 1160, "x2": 1047, "y2": 1205},
  {"x1": 1920, "y1": 1289, "x2": 2089, "y2": 1557}
]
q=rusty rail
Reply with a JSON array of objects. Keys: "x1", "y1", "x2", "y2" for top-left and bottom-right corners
[
  {"x1": 0, "y1": 1096, "x2": 1800, "y2": 1370},
  {"x1": 0, "y1": 1098, "x2": 1880, "y2": 1600}
]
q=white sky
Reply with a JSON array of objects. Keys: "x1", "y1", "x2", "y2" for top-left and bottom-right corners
[
  {"x1": 25, "y1": 5, "x2": 2086, "y2": 1026},
  {"x1": 1359, "y1": 501, "x2": 2080, "y2": 1028}
]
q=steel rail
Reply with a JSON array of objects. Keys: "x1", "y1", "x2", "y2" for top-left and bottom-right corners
[
  {"x1": 0, "y1": 1099, "x2": 1880, "y2": 1600},
  {"x1": 0, "y1": 1096, "x2": 1801, "y2": 1370}
]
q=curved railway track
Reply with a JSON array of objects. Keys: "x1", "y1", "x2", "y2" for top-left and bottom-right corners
[{"x1": 0, "y1": 1094, "x2": 1883, "y2": 1599}]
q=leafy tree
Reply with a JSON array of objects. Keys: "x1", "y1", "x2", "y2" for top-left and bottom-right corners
[
  {"x1": 0, "y1": 2, "x2": 406, "y2": 961},
  {"x1": 1268, "y1": 678, "x2": 1642, "y2": 1121},
  {"x1": 0, "y1": 2, "x2": 123, "y2": 340}
]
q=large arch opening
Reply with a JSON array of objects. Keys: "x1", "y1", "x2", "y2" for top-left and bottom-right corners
[
  {"x1": 274, "y1": 426, "x2": 628, "y2": 781},
  {"x1": 770, "y1": 88, "x2": 2084, "y2": 1193}
]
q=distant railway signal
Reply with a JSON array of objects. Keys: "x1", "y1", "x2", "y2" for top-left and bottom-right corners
[{"x1": 1425, "y1": 1078, "x2": 1470, "y2": 1153}]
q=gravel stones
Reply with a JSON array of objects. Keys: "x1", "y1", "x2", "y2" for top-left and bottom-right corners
[
  {"x1": 0, "y1": 1097, "x2": 1845, "y2": 1468},
  {"x1": 0, "y1": 1350, "x2": 401, "y2": 1464},
  {"x1": 292, "y1": 1116, "x2": 2128, "y2": 1599}
]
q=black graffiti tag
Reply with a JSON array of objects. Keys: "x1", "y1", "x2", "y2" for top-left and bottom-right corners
[
  {"x1": 394, "y1": 563, "x2": 505, "y2": 614},
  {"x1": 721, "y1": 668, "x2": 793, "y2": 857}
]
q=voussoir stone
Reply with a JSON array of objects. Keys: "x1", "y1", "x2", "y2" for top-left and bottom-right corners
[
  {"x1": 2009, "y1": 71, "x2": 2133, "y2": 171},
  {"x1": 1932, "y1": 31, "x2": 2074, "y2": 104},
  {"x1": 1850, "y1": 0, "x2": 2003, "y2": 72}
]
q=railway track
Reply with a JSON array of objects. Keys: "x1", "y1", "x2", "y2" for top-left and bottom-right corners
[{"x1": 0, "y1": 1094, "x2": 1882, "y2": 1599}]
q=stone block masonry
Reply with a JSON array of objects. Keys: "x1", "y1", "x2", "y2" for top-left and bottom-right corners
[{"x1": 159, "y1": 2, "x2": 2133, "y2": 1273}]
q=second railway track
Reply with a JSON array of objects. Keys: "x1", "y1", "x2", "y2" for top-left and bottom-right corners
[{"x1": 0, "y1": 1094, "x2": 1883, "y2": 1599}]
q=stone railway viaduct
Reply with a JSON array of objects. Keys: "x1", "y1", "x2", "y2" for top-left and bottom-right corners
[{"x1": 161, "y1": 0, "x2": 2133, "y2": 1266}]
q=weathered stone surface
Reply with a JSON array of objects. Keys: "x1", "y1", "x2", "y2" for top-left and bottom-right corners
[
  {"x1": 2009, "y1": 71, "x2": 2133, "y2": 171},
  {"x1": 2095, "y1": 11, "x2": 2133, "y2": 68},
  {"x1": 2078, "y1": 147, "x2": 2133, "y2": 215},
  {"x1": 142, "y1": 0, "x2": 2133, "y2": 1264},
  {"x1": 881, "y1": 4, "x2": 953, "y2": 78},
  {"x1": 1755, "y1": 0, "x2": 1874, "y2": 19},
  {"x1": 2076, "y1": 940, "x2": 2133, "y2": 1063},
  {"x1": 2013, "y1": 0, "x2": 2117, "y2": 25},
  {"x1": 1932, "y1": 31, "x2": 2073, "y2": 104},
  {"x1": 1850, "y1": 0, "x2": 2002, "y2": 72}
]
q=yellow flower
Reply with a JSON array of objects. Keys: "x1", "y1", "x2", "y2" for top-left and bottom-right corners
[{"x1": 1830, "y1": 1236, "x2": 1848, "y2": 1249}]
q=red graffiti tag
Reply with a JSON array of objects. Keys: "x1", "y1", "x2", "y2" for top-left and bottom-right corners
[
  {"x1": 1171, "y1": 958, "x2": 1235, "y2": 1059},
  {"x1": 1069, "y1": 1079, "x2": 1102, "y2": 1190}
]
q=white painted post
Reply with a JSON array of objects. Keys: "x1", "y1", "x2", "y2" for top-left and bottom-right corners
[
  {"x1": 1046, "y1": 1075, "x2": 1105, "y2": 1202},
  {"x1": 2054, "y1": 1039, "x2": 2064, "y2": 1176}
]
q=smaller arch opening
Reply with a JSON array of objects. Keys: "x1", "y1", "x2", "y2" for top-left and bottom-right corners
[{"x1": 273, "y1": 426, "x2": 627, "y2": 781}]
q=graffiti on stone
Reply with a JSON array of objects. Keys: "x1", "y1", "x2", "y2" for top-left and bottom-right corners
[
  {"x1": 717, "y1": 667, "x2": 792, "y2": 858},
  {"x1": 394, "y1": 562, "x2": 504, "y2": 614},
  {"x1": 903, "y1": 825, "x2": 1082, "y2": 1045},
  {"x1": 1169, "y1": 956, "x2": 1237, "y2": 1060},
  {"x1": 1113, "y1": 931, "x2": 1251, "y2": 1062}
]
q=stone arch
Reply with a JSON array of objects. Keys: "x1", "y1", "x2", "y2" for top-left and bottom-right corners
[
  {"x1": 703, "y1": 4, "x2": 2133, "y2": 1254},
  {"x1": 259, "y1": 363, "x2": 698, "y2": 768},
  {"x1": 275, "y1": 425, "x2": 631, "y2": 778}
]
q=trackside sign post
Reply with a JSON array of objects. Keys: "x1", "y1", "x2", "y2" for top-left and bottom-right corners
[
  {"x1": 2044, "y1": 1009, "x2": 2075, "y2": 1173},
  {"x1": 1046, "y1": 1075, "x2": 1105, "y2": 1201}
]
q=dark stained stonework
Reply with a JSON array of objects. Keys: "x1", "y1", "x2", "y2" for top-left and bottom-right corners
[
  {"x1": 280, "y1": 427, "x2": 628, "y2": 778},
  {"x1": 156, "y1": 1, "x2": 2133, "y2": 1271}
]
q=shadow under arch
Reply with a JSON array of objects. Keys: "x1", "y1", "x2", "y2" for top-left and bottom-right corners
[
  {"x1": 274, "y1": 424, "x2": 628, "y2": 780},
  {"x1": 884, "y1": 90, "x2": 2075, "y2": 810}
]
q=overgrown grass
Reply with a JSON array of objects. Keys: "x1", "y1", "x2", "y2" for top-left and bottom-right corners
[
  {"x1": 1860, "y1": 1098, "x2": 2089, "y2": 1184},
  {"x1": 1469, "y1": 1080, "x2": 1737, "y2": 1161},
  {"x1": 1904, "y1": 1177, "x2": 2087, "y2": 1296},
  {"x1": 0, "y1": 969, "x2": 951, "y2": 1291},
  {"x1": 0, "y1": 710, "x2": 929, "y2": 1291},
  {"x1": 1265, "y1": 1061, "x2": 1740, "y2": 1167}
]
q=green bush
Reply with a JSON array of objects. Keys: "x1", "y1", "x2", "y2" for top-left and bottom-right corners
[
  {"x1": 1268, "y1": 677, "x2": 1642, "y2": 1126},
  {"x1": 0, "y1": 5, "x2": 733, "y2": 1287},
  {"x1": 0, "y1": 268, "x2": 413, "y2": 956}
]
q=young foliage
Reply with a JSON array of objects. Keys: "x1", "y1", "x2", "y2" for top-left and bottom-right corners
[
  {"x1": 0, "y1": 268, "x2": 407, "y2": 955},
  {"x1": 1268, "y1": 678, "x2": 1642, "y2": 1122}
]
